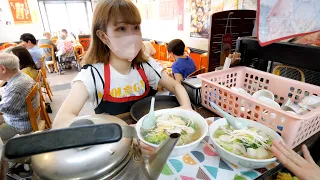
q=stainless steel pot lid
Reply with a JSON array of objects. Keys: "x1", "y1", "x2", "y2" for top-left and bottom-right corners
[{"x1": 31, "y1": 114, "x2": 132, "y2": 179}]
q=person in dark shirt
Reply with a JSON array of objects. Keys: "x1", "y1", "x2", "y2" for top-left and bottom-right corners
[
  {"x1": 167, "y1": 39, "x2": 196, "y2": 83},
  {"x1": 38, "y1": 32, "x2": 57, "y2": 73}
]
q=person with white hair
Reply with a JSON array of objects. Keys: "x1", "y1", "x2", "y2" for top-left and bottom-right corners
[
  {"x1": 0, "y1": 52, "x2": 38, "y2": 141},
  {"x1": 38, "y1": 32, "x2": 58, "y2": 73}
]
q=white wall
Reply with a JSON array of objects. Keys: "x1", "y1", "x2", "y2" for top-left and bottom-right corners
[
  {"x1": 141, "y1": 14, "x2": 209, "y2": 51},
  {"x1": 90, "y1": 0, "x2": 257, "y2": 51},
  {"x1": 90, "y1": 0, "x2": 208, "y2": 51},
  {"x1": 0, "y1": 0, "x2": 44, "y2": 43}
]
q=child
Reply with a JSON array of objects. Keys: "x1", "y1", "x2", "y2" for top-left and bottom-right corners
[
  {"x1": 56, "y1": 34, "x2": 75, "y2": 69},
  {"x1": 167, "y1": 39, "x2": 196, "y2": 83}
]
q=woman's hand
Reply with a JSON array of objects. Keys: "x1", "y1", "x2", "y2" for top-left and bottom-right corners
[
  {"x1": 271, "y1": 140, "x2": 320, "y2": 180},
  {"x1": 159, "y1": 72, "x2": 192, "y2": 109},
  {"x1": 130, "y1": 124, "x2": 155, "y2": 156},
  {"x1": 175, "y1": 105, "x2": 194, "y2": 112}
]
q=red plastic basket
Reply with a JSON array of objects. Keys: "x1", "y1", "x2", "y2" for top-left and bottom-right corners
[{"x1": 198, "y1": 66, "x2": 320, "y2": 148}]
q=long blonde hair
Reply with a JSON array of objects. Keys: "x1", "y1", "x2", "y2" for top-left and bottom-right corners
[{"x1": 83, "y1": 0, "x2": 147, "y2": 65}]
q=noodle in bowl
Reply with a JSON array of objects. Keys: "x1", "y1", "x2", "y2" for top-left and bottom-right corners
[
  {"x1": 135, "y1": 109, "x2": 208, "y2": 157},
  {"x1": 209, "y1": 118, "x2": 283, "y2": 168}
]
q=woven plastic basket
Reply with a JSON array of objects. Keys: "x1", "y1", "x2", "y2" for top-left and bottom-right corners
[{"x1": 198, "y1": 66, "x2": 320, "y2": 148}]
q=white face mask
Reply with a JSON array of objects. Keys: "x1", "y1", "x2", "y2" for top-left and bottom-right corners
[{"x1": 105, "y1": 34, "x2": 142, "y2": 62}]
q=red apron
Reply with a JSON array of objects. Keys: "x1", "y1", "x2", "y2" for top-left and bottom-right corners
[{"x1": 83, "y1": 63, "x2": 158, "y2": 115}]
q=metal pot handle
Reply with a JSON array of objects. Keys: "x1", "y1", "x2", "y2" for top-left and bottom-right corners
[{"x1": 3, "y1": 123, "x2": 122, "y2": 160}]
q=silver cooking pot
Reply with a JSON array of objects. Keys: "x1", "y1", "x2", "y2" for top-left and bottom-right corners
[{"x1": 2, "y1": 114, "x2": 180, "y2": 180}]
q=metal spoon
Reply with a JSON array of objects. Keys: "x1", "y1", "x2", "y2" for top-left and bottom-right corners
[
  {"x1": 210, "y1": 101, "x2": 248, "y2": 130},
  {"x1": 142, "y1": 97, "x2": 156, "y2": 130}
]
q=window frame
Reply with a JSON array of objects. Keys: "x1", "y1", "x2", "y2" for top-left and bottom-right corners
[{"x1": 38, "y1": 0, "x2": 93, "y2": 34}]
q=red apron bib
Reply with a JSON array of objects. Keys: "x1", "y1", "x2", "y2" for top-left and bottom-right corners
[{"x1": 94, "y1": 63, "x2": 156, "y2": 115}]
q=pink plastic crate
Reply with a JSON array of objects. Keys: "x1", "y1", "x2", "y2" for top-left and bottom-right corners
[{"x1": 198, "y1": 66, "x2": 320, "y2": 148}]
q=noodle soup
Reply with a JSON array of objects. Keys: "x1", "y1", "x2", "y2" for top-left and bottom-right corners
[
  {"x1": 213, "y1": 125, "x2": 274, "y2": 159},
  {"x1": 142, "y1": 114, "x2": 202, "y2": 146}
]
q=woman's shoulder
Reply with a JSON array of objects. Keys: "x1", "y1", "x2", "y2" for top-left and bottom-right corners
[
  {"x1": 82, "y1": 63, "x2": 104, "y2": 70},
  {"x1": 76, "y1": 63, "x2": 104, "y2": 78},
  {"x1": 21, "y1": 67, "x2": 29, "y2": 73},
  {"x1": 141, "y1": 57, "x2": 158, "y2": 67}
]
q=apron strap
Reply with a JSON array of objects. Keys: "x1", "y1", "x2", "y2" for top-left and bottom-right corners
[
  {"x1": 145, "y1": 61, "x2": 162, "y2": 79},
  {"x1": 82, "y1": 64, "x2": 104, "y2": 105},
  {"x1": 136, "y1": 64, "x2": 150, "y2": 88},
  {"x1": 103, "y1": 63, "x2": 111, "y2": 100}
]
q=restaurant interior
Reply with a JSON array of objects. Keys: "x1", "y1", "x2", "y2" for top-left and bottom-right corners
[{"x1": 0, "y1": 0, "x2": 319, "y2": 179}]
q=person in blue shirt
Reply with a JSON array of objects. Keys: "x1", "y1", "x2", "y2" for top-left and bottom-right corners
[
  {"x1": 20, "y1": 33, "x2": 43, "y2": 69},
  {"x1": 167, "y1": 39, "x2": 196, "y2": 83}
]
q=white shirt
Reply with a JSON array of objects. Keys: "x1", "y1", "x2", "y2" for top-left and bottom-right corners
[
  {"x1": 73, "y1": 58, "x2": 163, "y2": 108},
  {"x1": 66, "y1": 34, "x2": 76, "y2": 42}
]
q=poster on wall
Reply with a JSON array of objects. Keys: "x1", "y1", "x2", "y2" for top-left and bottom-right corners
[
  {"x1": 211, "y1": 0, "x2": 223, "y2": 14},
  {"x1": 8, "y1": 0, "x2": 32, "y2": 24},
  {"x1": 159, "y1": 0, "x2": 176, "y2": 20},
  {"x1": 136, "y1": 0, "x2": 158, "y2": 20},
  {"x1": 190, "y1": 0, "x2": 211, "y2": 38},
  {"x1": 238, "y1": 0, "x2": 257, "y2": 10},
  {"x1": 177, "y1": 0, "x2": 184, "y2": 31},
  {"x1": 0, "y1": 8, "x2": 2, "y2": 22},
  {"x1": 223, "y1": 0, "x2": 238, "y2": 11}
]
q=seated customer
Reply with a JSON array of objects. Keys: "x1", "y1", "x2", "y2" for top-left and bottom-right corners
[
  {"x1": 5, "y1": 46, "x2": 38, "y2": 80},
  {"x1": 143, "y1": 41, "x2": 156, "y2": 58},
  {"x1": 167, "y1": 39, "x2": 196, "y2": 83},
  {"x1": 61, "y1": 29, "x2": 76, "y2": 44},
  {"x1": 56, "y1": 34, "x2": 75, "y2": 69},
  {"x1": 38, "y1": 32, "x2": 57, "y2": 73},
  {"x1": 0, "y1": 53, "x2": 38, "y2": 141},
  {"x1": 20, "y1": 33, "x2": 43, "y2": 69}
]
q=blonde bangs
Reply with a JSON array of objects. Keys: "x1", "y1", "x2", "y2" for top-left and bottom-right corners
[{"x1": 108, "y1": 0, "x2": 141, "y2": 25}]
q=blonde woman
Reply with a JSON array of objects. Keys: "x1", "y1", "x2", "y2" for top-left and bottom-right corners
[{"x1": 53, "y1": 0, "x2": 192, "y2": 128}]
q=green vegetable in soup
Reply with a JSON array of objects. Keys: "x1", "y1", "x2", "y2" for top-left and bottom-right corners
[
  {"x1": 215, "y1": 129, "x2": 225, "y2": 138},
  {"x1": 190, "y1": 124, "x2": 197, "y2": 130},
  {"x1": 144, "y1": 133, "x2": 168, "y2": 144},
  {"x1": 216, "y1": 139, "x2": 233, "y2": 152},
  {"x1": 213, "y1": 125, "x2": 274, "y2": 159}
]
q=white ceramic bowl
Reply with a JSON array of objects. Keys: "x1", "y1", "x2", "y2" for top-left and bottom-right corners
[
  {"x1": 135, "y1": 109, "x2": 208, "y2": 157},
  {"x1": 257, "y1": 96, "x2": 281, "y2": 109},
  {"x1": 209, "y1": 118, "x2": 283, "y2": 168},
  {"x1": 252, "y1": 90, "x2": 275, "y2": 100}
]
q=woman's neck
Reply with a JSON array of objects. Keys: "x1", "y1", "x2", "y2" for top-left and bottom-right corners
[{"x1": 109, "y1": 52, "x2": 132, "y2": 75}]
